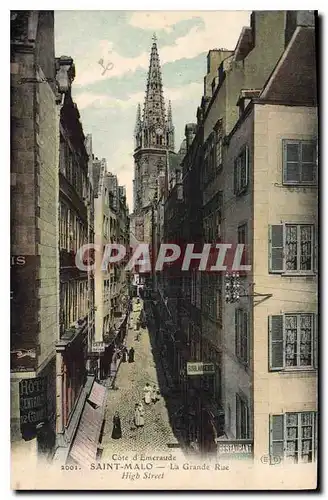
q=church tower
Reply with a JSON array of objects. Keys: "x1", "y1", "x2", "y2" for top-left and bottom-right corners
[{"x1": 133, "y1": 35, "x2": 175, "y2": 215}]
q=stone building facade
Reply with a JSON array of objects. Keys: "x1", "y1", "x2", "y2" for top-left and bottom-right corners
[
  {"x1": 11, "y1": 10, "x2": 59, "y2": 462},
  {"x1": 155, "y1": 10, "x2": 318, "y2": 459},
  {"x1": 198, "y1": 11, "x2": 318, "y2": 459},
  {"x1": 55, "y1": 55, "x2": 96, "y2": 443}
]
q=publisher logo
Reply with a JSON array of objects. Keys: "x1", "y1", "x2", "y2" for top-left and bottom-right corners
[{"x1": 260, "y1": 455, "x2": 281, "y2": 466}]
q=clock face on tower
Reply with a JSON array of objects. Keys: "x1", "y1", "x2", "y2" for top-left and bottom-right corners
[{"x1": 156, "y1": 127, "x2": 163, "y2": 135}]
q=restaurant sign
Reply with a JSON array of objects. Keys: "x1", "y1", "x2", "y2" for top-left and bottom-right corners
[
  {"x1": 186, "y1": 362, "x2": 215, "y2": 376},
  {"x1": 216, "y1": 440, "x2": 253, "y2": 459},
  {"x1": 19, "y1": 376, "x2": 47, "y2": 440}
]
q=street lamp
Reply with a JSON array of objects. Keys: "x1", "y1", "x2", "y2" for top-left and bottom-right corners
[
  {"x1": 225, "y1": 272, "x2": 241, "y2": 303},
  {"x1": 225, "y1": 272, "x2": 273, "y2": 304}
]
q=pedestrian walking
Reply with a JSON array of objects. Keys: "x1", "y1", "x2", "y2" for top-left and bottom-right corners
[
  {"x1": 151, "y1": 384, "x2": 160, "y2": 404},
  {"x1": 111, "y1": 411, "x2": 122, "y2": 439},
  {"x1": 128, "y1": 347, "x2": 135, "y2": 363},
  {"x1": 143, "y1": 383, "x2": 152, "y2": 405},
  {"x1": 134, "y1": 403, "x2": 144, "y2": 428},
  {"x1": 122, "y1": 347, "x2": 128, "y2": 363}
]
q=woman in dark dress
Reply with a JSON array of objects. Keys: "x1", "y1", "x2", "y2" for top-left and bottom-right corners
[
  {"x1": 128, "y1": 347, "x2": 135, "y2": 363},
  {"x1": 111, "y1": 411, "x2": 122, "y2": 439}
]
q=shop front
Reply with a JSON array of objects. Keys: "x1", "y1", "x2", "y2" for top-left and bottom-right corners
[{"x1": 185, "y1": 361, "x2": 224, "y2": 453}]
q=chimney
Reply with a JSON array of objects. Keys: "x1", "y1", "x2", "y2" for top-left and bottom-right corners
[
  {"x1": 204, "y1": 49, "x2": 233, "y2": 98},
  {"x1": 185, "y1": 123, "x2": 197, "y2": 150}
]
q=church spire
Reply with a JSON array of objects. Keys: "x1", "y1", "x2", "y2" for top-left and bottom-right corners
[
  {"x1": 134, "y1": 103, "x2": 142, "y2": 148},
  {"x1": 143, "y1": 35, "x2": 166, "y2": 135},
  {"x1": 135, "y1": 103, "x2": 141, "y2": 133},
  {"x1": 166, "y1": 100, "x2": 175, "y2": 151},
  {"x1": 134, "y1": 36, "x2": 175, "y2": 152},
  {"x1": 167, "y1": 100, "x2": 173, "y2": 126}
]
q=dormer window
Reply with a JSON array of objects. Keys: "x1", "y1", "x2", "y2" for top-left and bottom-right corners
[{"x1": 212, "y1": 79, "x2": 216, "y2": 95}]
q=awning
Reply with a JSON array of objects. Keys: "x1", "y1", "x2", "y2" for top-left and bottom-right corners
[
  {"x1": 88, "y1": 381, "x2": 107, "y2": 408},
  {"x1": 69, "y1": 384, "x2": 107, "y2": 468}
]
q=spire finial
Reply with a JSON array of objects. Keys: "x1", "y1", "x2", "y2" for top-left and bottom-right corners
[{"x1": 152, "y1": 33, "x2": 157, "y2": 43}]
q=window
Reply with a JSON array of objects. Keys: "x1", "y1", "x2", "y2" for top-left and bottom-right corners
[
  {"x1": 217, "y1": 275, "x2": 223, "y2": 325},
  {"x1": 191, "y1": 269, "x2": 196, "y2": 305},
  {"x1": 270, "y1": 412, "x2": 317, "y2": 463},
  {"x1": 196, "y1": 271, "x2": 201, "y2": 309},
  {"x1": 234, "y1": 145, "x2": 249, "y2": 195},
  {"x1": 283, "y1": 140, "x2": 317, "y2": 185},
  {"x1": 238, "y1": 223, "x2": 248, "y2": 265},
  {"x1": 269, "y1": 224, "x2": 315, "y2": 274},
  {"x1": 215, "y1": 209, "x2": 222, "y2": 241},
  {"x1": 235, "y1": 308, "x2": 249, "y2": 364},
  {"x1": 236, "y1": 393, "x2": 249, "y2": 439},
  {"x1": 59, "y1": 140, "x2": 66, "y2": 175},
  {"x1": 269, "y1": 313, "x2": 317, "y2": 370},
  {"x1": 216, "y1": 130, "x2": 223, "y2": 169}
]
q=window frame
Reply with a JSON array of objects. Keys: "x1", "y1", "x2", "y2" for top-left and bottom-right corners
[
  {"x1": 270, "y1": 412, "x2": 317, "y2": 463},
  {"x1": 235, "y1": 308, "x2": 249, "y2": 365},
  {"x1": 216, "y1": 131, "x2": 223, "y2": 170},
  {"x1": 268, "y1": 313, "x2": 317, "y2": 371},
  {"x1": 238, "y1": 222, "x2": 248, "y2": 266},
  {"x1": 236, "y1": 392, "x2": 249, "y2": 439},
  {"x1": 234, "y1": 145, "x2": 249, "y2": 196},
  {"x1": 282, "y1": 139, "x2": 317, "y2": 186},
  {"x1": 268, "y1": 223, "x2": 316, "y2": 275}
]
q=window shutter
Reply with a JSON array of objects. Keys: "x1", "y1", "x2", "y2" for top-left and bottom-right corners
[
  {"x1": 244, "y1": 311, "x2": 249, "y2": 364},
  {"x1": 313, "y1": 226, "x2": 318, "y2": 273},
  {"x1": 233, "y1": 159, "x2": 237, "y2": 194},
  {"x1": 313, "y1": 314, "x2": 318, "y2": 369},
  {"x1": 268, "y1": 225, "x2": 284, "y2": 273},
  {"x1": 283, "y1": 140, "x2": 300, "y2": 184},
  {"x1": 235, "y1": 309, "x2": 239, "y2": 357},
  {"x1": 270, "y1": 414, "x2": 284, "y2": 458},
  {"x1": 245, "y1": 145, "x2": 249, "y2": 188},
  {"x1": 269, "y1": 315, "x2": 284, "y2": 370}
]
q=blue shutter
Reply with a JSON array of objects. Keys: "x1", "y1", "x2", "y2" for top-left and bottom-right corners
[
  {"x1": 269, "y1": 225, "x2": 284, "y2": 273},
  {"x1": 269, "y1": 315, "x2": 284, "y2": 370},
  {"x1": 270, "y1": 414, "x2": 284, "y2": 458}
]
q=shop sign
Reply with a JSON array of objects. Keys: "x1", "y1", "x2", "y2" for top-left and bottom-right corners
[
  {"x1": 91, "y1": 342, "x2": 105, "y2": 353},
  {"x1": 216, "y1": 440, "x2": 253, "y2": 458},
  {"x1": 19, "y1": 376, "x2": 47, "y2": 439},
  {"x1": 187, "y1": 362, "x2": 215, "y2": 376}
]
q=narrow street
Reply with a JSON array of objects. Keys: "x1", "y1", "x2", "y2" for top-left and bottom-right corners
[{"x1": 101, "y1": 299, "x2": 185, "y2": 458}]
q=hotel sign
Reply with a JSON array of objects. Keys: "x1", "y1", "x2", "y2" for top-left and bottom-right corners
[
  {"x1": 19, "y1": 376, "x2": 47, "y2": 439},
  {"x1": 186, "y1": 362, "x2": 215, "y2": 376}
]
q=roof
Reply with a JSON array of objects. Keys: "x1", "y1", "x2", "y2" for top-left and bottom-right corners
[{"x1": 260, "y1": 26, "x2": 317, "y2": 105}]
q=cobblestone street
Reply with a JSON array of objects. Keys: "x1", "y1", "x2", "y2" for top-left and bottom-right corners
[{"x1": 101, "y1": 300, "x2": 185, "y2": 458}]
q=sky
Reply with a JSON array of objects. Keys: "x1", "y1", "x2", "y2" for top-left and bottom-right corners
[{"x1": 54, "y1": 11, "x2": 251, "y2": 211}]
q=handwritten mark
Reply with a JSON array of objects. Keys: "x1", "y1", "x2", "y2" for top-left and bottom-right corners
[{"x1": 98, "y1": 53, "x2": 114, "y2": 76}]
